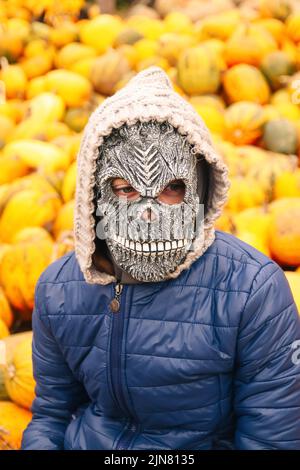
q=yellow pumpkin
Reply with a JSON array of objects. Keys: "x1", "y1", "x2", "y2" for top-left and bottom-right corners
[
  {"x1": 177, "y1": 45, "x2": 221, "y2": 95},
  {"x1": 26, "y1": 92, "x2": 65, "y2": 123},
  {"x1": 269, "y1": 203, "x2": 300, "y2": 266},
  {"x1": 49, "y1": 21, "x2": 79, "y2": 48},
  {"x1": 79, "y1": 14, "x2": 123, "y2": 53},
  {"x1": 53, "y1": 200, "x2": 74, "y2": 239},
  {"x1": 0, "y1": 154, "x2": 30, "y2": 185},
  {"x1": 235, "y1": 230, "x2": 271, "y2": 257},
  {"x1": 274, "y1": 169, "x2": 300, "y2": 199},
  {"x1": 90, "y1": 49, "x2": 131, "y2": 96},
  {"x1": 0, "y1": 99, "x2": 27, "y2": 124},
  {"x1": 44, "y1": 69, "x2": 92, "y2": 108},
  {"x1": 0, "y1": 286, "x2": 13, "y2": 329},
  {"x1": 158, "y1": 33, "x2": 196, "y2": 66},
  {"x1": 0, "y1": 318, "x2": 9, "y2": 340},
  {"x1": 286, "y1": 12, "x2": 300, "y2": 44},
  {"x1": 62, "y1": 161, "x2": 77, "y2": 203},
  {"x1": 69, "y1": 56, "x2": 97, "y2": 79},
  {"x1": 259, "y1": 0, "x2": 292, "y2": 21},
  {"x1": 0, "y1": 240, "x2": 53, "y2": 316},
  {"x1": 0, "y1": 188, "x2": 61, "y2": 243},
  {"x1": 26, "y1": 75, "x2": 47, "y2": 99},
  {"x1": 225, "y1": 24, "x2": 277, "y2": 67},
  {"x1": 133, "y1": 38, "x2": 159, "y2": 62},
  {"x1": 164, "y1": 11, "x2": 193, "y2": 35},
  {"x1": 12, "y1": 227, "x2": 53, "y2": 245},
  {"x1": 284, "y1": 272, "x2": 300, "y2": 313},
  {"x1": 224, "y1": 101, "x2": 266, "y2": 145},
  {"x1": 0, "y1": 30, "x2": 24, "y2": 62},
  {"x1": 20, "y1": 53, "x2": 52, "y2": 80},
  {"x1": 232, "y1": 206, "x2": 272, "y2": 245},
  {"x1": 197, "y1": 9, "x2": 241, "y2": 41},
  {"x1": 3, "y1": 334, "x2": 35, "y2": 410},
  {"x1": 223, "y1": 64, "x2": 270, "y2": 104},
  {"x1": 253, "y1": 18, "x2": 285, "y2": 45},
  {"x1": 0, "y1": 401, "x2": 32, "y2": 450},
  {"x1": 0, "y1": 64, "x2": 27, "y2": 100},
  {"x1": 0, "y1": 115, "x2": 15, "y2": 147},
  {"x1": 3, "y1": 139, "x2": 71, "y2": 172},
  {"x1": 193, "y1": 104, "x2": 225, "y2": 136},
  {"x1": 126, "y1": 16, "x2": 165, "y2": 40},
  {"x1": 225, "y1": 176, "x2": 266, "y2": 212},
  {"x1": 55, "y1": 42, "x2": 97, "y2": 70}
]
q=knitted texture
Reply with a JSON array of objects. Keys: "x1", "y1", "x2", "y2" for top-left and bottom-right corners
[{"x1": 74, "y1": 67, "x2": 231, "y2": 285}]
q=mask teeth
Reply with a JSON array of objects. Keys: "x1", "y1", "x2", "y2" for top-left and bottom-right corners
[{"x1": 112, "y1": 237, "x2": 190, "y2": 254}]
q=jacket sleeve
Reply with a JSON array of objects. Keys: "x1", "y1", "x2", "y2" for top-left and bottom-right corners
[
  {"x1": 234, "y1": 262, "x2": 300, "y2": 450},
  {"x1": 21, "y1": 283, "x2": 90, "y2": 450}
]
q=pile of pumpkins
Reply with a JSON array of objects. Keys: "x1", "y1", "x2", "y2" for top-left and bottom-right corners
[{"x1": 1, "y1": 0, "x2": 300, "y2": 449}]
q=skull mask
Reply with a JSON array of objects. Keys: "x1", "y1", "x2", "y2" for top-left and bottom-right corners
[{"x1": 94, "y1": 121, "x2": 207, "y2": 282}]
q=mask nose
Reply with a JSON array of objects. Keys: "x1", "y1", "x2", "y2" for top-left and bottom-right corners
[{"x1": 141, "y1": 206, "x2": 157, "y2": 222}]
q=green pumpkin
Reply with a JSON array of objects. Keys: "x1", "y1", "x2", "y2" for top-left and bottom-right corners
[
  {"x1": 261, "y1": 51, "x2": 296, "y2": 90},
  {"x1": 263, "y1": 118, "x2": 299, "y2": 154}
]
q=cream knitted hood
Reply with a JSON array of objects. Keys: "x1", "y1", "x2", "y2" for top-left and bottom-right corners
[{"x1": 74, "y1": 67, "x2": 230, "y2": 285}]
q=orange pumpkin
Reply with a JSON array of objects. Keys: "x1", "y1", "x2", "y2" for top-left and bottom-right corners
[
  {"x1": 0, "y1": 287, "x2": 13, "y2": 329},
  {"x1": 269, "y1": 202, "x2": 300, "y2": 266},
  {"x1": 284, "y1": 272, "x2": 300, "y2": 314},
  {"x1": 0, "y1": 401, "x2": 32, "y2": 450},
  {"x1": 224, "y1": 101, "x2": 266, "y2": 145},
  {"x1": 3, "y1": 333, "x2": 35, "y2": 410},
  {"x1": 0, "y1": 240, "x2": 53, "y2": 319},
  {"x1": 223, "y1": 64, "x2": 270, "y2": 104}
]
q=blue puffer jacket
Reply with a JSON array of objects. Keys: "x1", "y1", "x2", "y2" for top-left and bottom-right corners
[{"x1": 21, "y1": 230, "x2": 300, "y2": 450}]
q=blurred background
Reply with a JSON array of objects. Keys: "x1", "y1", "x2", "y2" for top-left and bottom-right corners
[{"x1": 0, "y1": 0, "x2": 300, "y2": 450}]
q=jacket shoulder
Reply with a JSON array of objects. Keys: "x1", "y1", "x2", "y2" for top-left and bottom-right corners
[
  {"x1": 37, "y1": 251, "x2": 84, "y2": 286},
  {"x1": 210, "y1": 230, "x2": 273, "y2": 268}
]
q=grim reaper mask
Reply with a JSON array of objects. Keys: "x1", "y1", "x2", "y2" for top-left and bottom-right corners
[
  {"x1": 74, "y1": 67, "x2": 230, "y2": 286},
  {"x1": 94, "y1": 120, "x2": 209, "y2": 283}
]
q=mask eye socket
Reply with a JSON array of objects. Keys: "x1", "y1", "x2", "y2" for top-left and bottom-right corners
[
  {"x1": 157, "y1": 179, "x2": 186, "y2": 204},
  {"x1": 111, "y1": 178, "x2": 140, "y2": 201}
]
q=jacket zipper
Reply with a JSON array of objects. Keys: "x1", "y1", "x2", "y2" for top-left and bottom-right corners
[{"x1": 109, "y1": 281, "x2": 140, "y2": 450}]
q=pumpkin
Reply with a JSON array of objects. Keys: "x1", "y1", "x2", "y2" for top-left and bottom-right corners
[
  {"x1": 0, "y1": 64, "x2": 27, "y2": 100},
  {"x1": 79, "y1": 14, "x2": 123, "y2": 54},
  {"x1": 263, "y1": 119, "x2": 298, "y2": 154},
  {"x1": 269, "y1": 203, "x2": 300, "y2": 266},
  {"x1": 232, "y1": 206, "x2": 272, "y2": 244},
  {"x1": 114, "y1": 28, "x2": 144, "y2": 47},
  {"x1": 0, "y1": 401, "x2": 32, "y2": 450},
  {"x1": 190, "y1": 94, "x2": 225, "y2": 112},
  {"x1": 69, "y1": 56, "x2": 97, "y2": 79},
  {"x1": 0, "y1": 30, "x2": 24, "y2": 63},
  {"x1": 133, "y1": 38, "x2": 159, "y2": 62},
  {"x1": 55, "y1": 42, "x2": 97, "y2": 70},
  {"x1": 193, "y1": 104, "x2": 225, "y2": 136},
  {"x1": 0, "y1": 115, "x2": 15, "y2": 147},
  {"x1": 164, "y1": 11, "x2": 194, "y2": 35},
  {"x1": 259, "y1": 0, "x2": 292, "y2": 21},
  {"x1": 225, "y1": 176, "x2": 267, "y2": 212},
  {"x1": 0, "y1": 188, "x2": 61, "y2": 243},
  {"x1": 224, "y1": 101, "x2": 266, "y2": 145},
  {"x1": 158, "y1": 33, "x2": 196, "y2": 66},
  {"x1": 61, "y1": 161, "x2": 77, "y2": 203},
  {"x1": 0, "y1": 319, "x2": 9, "y2": 340},
  {"x1": 44, "y1": 69, "x2": 92, "y2": 108},
  {"x1": 12, "y1": 227, "x2": 53, "y2": 245},
  {"x1": 3, "y1": 139, "x2": 71, "y2": 172},
  {"x1": 64, "y1": 107, "x2": 90, "y2": 133},
  {"x1": 253, "y1": 18, "x2": 285, "y2": 44},
  {"x1": 224, "y1": 23, "x2": 277, "y2": 67},
  {"x1": 0, "y1": 240, "x2": 53, "y2": 317},
  {"x1": 126, "y1": 16, "x2": 165, "y2": 40},
  {"x1": 286, "y1": 12, "x2": 300, "y2": 44},
  {"x1": 20, "y1": 53, "x2": 53, "y2": 80},
  {"x1": 90, "y1": 49, "x2": 131, "y2": 96},
  {"x1": 260, "y1": 51, "x2": 296, "y2": 90},
  {"x1": 274, "y1": 102, "x2": 300, "y2": 122},
  {"x1": 197, "y1": 9, "x2": 241, "y2": 41},
  {"x1": 274, "y1": 169, "x2": 300, "y2": 199},
  {"x1": 0, "y1": 154, "x2": 30, "y2": 185},
  {"x1": 3, "y1": 334, "x2": 35, "y2": 410},
  {"x1": 284, "y1": 272, "x2": 300, "y2": 313},
  {"x1": 0, "y1": 287, "x2": 13, "y2": 330},
  {"x1": 235, "y1": 230, "x2": 271, "y2": 257},
  {"x1": 25, "y1": 92, "x2": 65, "y2": 123},
  {"x1": 223, "y1": 64, "x2": 270, "y2": 104},
  {"x1": 53, "y1": 200, "x2": 74, "y2": 239},
  {"x1": 177, "y1": 45, "x2": 221, "y2": 95}
]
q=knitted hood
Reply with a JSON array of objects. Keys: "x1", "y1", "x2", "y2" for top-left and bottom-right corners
[{"x1": 74, "y1": 67, "x2": 230, "y2": 285}]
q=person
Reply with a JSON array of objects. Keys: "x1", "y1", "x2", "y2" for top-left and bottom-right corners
[{"x1": 21, "y1": 67, "x2": 300, "y2": 450}]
